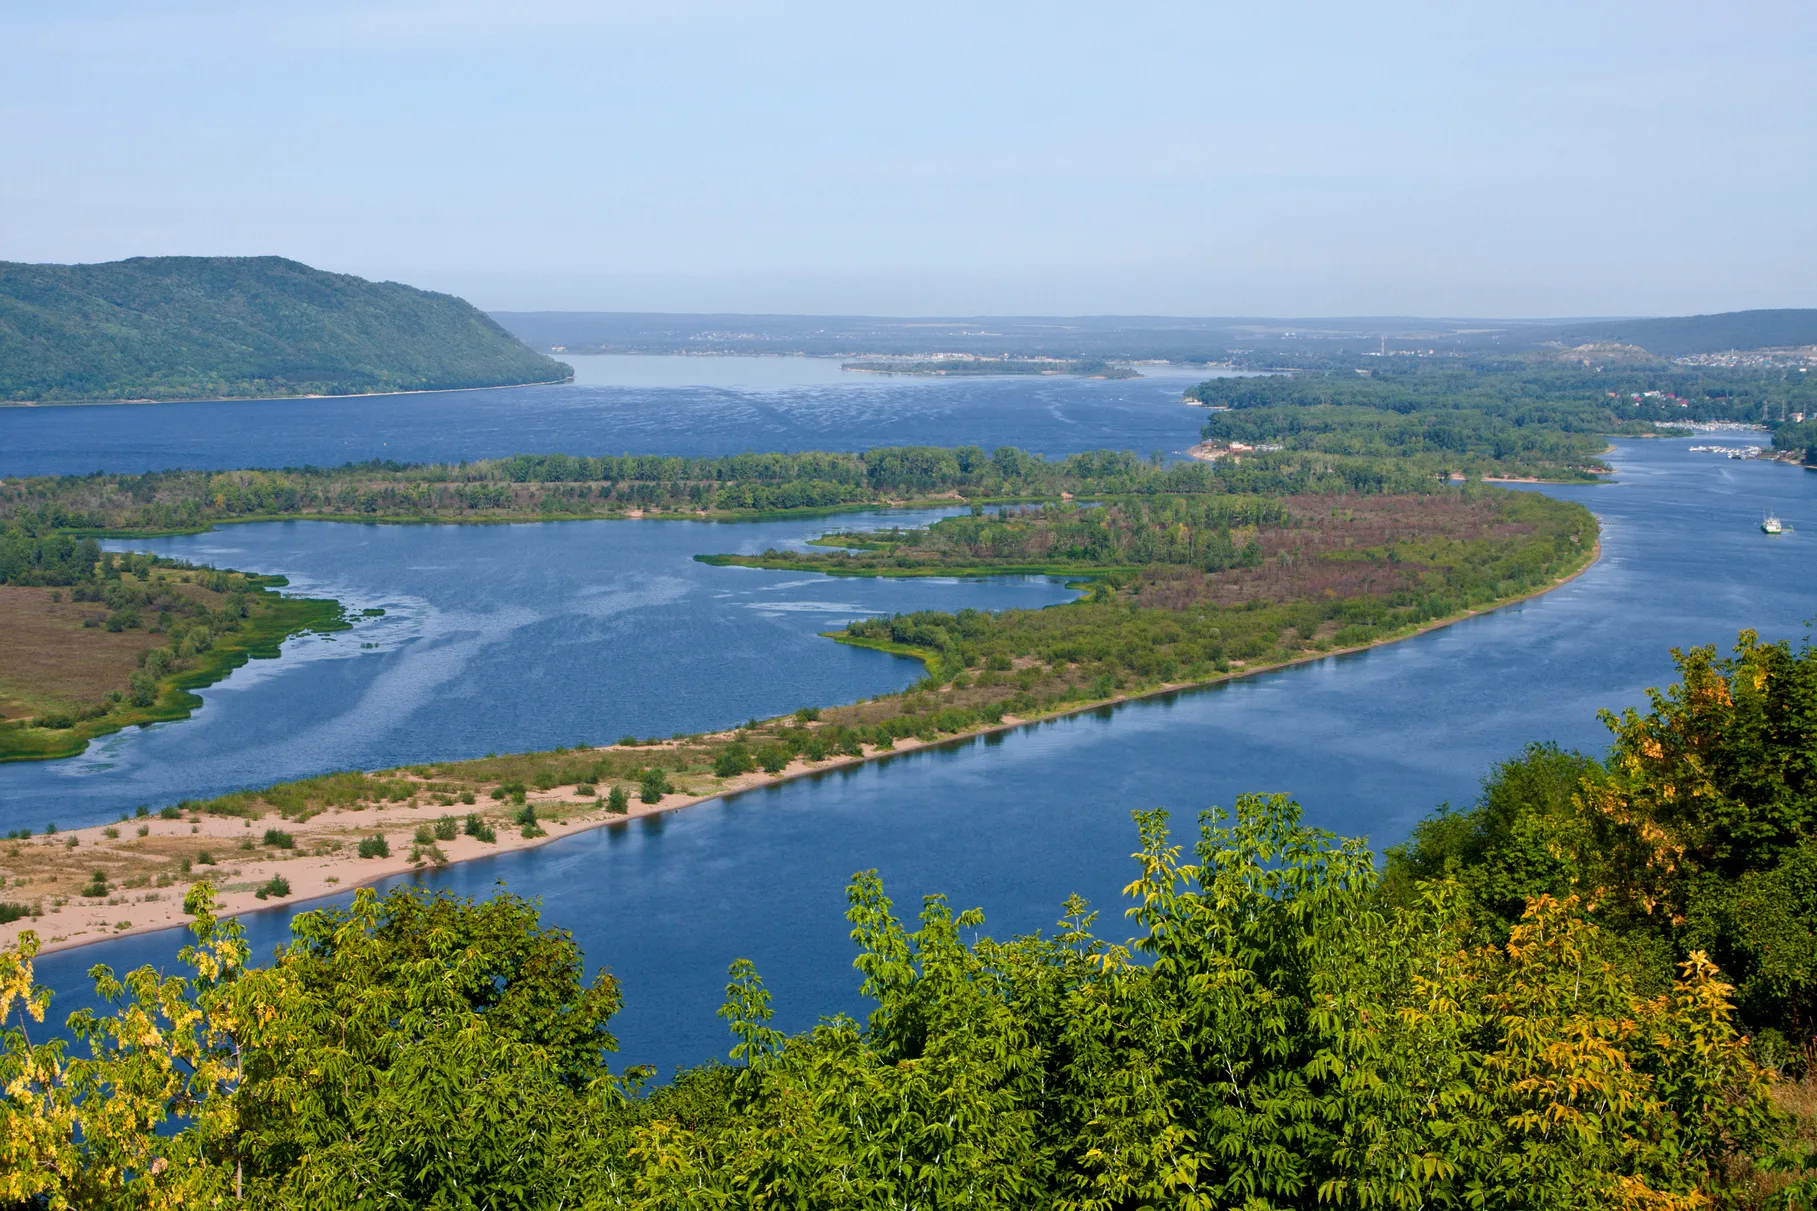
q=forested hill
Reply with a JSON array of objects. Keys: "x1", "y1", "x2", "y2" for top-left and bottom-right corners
[
  {"x1": 1530, "y1": 308, "x2": 1817, "y2": 357},
  {"x1": 0, "y1": 257, "x2": 571, "y2": 403}
]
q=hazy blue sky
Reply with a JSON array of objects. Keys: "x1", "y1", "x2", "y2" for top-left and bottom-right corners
[{"x1": 3, "y1": 1, "x2": 1812, "y2": 316}]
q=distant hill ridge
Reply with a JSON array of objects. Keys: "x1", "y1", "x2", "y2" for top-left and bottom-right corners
[
  {"x1": 1524, "y1": 310, "x2": 1817, "y2": 358},
  {"x1": 0, "y1": 256, "x2": 570, "y2": 403},
  {"x1": 490, "y1": 308, "x2": 1817, "y2": 361}
]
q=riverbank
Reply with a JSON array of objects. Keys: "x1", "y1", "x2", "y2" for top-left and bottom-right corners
[
  {"x1": 0, "y1": 534, "x2": 1599, "y2": 958},
  {"x1": 0, "y1": 375, "x2": 574, "y2": 408},
  {"x1": 0, "y1": 574, "x2": 349, "y2": 762}
]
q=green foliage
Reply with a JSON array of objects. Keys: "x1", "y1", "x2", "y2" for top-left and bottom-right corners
[
  {"x1": 355, "y1": 834, "x2": 390, "y2": 860},
  {"x1": 432, "y1": 814, "x2": 458, "y2": 841},
  {"x1": 1393, "y1": 631, "x2": 1817, "y2": 1044},
  {"x1": 605, "y1": 785, "x2": 630, "y2": 814},
  {"x1": 463, "y1": 813, "x2": 496, "y2": 843},
  {"x1": 1384, "y1": 742, "x2": 1608, "y2": 932},
  {"x1": 253, "y1": 876, "x2": 290, "y2": 901},
  {"x1": 639, "y1": 767, "x2": 674, "y2": 804},
  {"x1": 0, "y1": 441, "x2": 1472, "y2": 534},
  {"x1": 261, "y1": 828, "x2": 295, "y2": 849},
  {"x1": 713, "y1": 744, "x2": 754, "y2": 778},
  {"x1": 0, "y1": 255, "x2": 568, "y2": 402},
  {"x1": 1, "y1": 797, "x2": 1805, "y2": 1208}
]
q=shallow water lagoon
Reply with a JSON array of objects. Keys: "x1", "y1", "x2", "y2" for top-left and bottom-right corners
[
  {"x1": 27, "y1": 439, "x2": 1817, "y2": 1076},
  {"x1": 0, "y1": 509, "x2": 1075, "y2": 827}
]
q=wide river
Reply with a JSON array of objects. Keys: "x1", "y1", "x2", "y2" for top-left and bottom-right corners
[{"x1": 6, "y1": 363, "x2": 1813, "y2": 1076}]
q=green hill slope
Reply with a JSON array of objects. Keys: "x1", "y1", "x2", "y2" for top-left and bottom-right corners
[
  {"x1": 1527, "y1": 308, "x2": 1817, "y2": 357},
  {"x1": 0, "y1": 256, "x2": 571, "y2": 403}
]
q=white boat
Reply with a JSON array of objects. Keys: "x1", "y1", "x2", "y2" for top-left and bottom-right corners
[{"x1": 1762, "y1": 513, "x2": 1783, "y2": 534}]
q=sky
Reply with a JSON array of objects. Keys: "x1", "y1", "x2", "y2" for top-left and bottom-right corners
[{"x1": 2, "y1": 1, "x2": 1814, "y2": 317}]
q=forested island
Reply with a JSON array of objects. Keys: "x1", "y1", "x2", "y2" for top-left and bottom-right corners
[
  {"x1": 0, "y1": 444, "x2": 1462, "y2": 533},
  {"x1": 843, "y1": 356, "x2": 1139, "y2": 378},
  {"x1": 0, "y1": 257, "x2": 570, "y2": 403}
]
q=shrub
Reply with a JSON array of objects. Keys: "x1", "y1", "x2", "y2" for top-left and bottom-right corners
[
  {"x1": 413, "y1": 823, "x2": 435, "y2": 845},
  {"x1": 159, "y1": 805, "x2": 182, "y2": 820},
  {"x1": 433, "y1": 815, "x2": 458, "y2": 840},
  {"x1": 713, "y1": 745, "x2": 754, "y2": 779},
  {"x1": 639, "y1": 768, "x2": 673, "y2": 804},
  {"x1": 253, "y1": 875, "x2": 291, "y2": 900},
  {"x1": 81, "y1": 871, "x2": 108, "y2": 898},
  {"x1": 794, "y1": 706, "x2": 821, "y2": 722},
  {"x1": 357, "y1": 835, "x2": 390, "y2": 859},
  {"x1": 605, "y1": 785, "x2": 629, "y2": 814},
  {"x1": 756, "y1": 744, "x2": 792, "y2": 775},
  {"x1": 195, "y1": 850, "x2": 216, "y2": 866},
  {"x1": 459, "y1": 790, "x2": 476, "y2": 805},
  {"x1": 263, "y1": 829, "x2": 296, "y2": 849},
  {"x1": 463, "y1": 814, "x2": 496, "y2": 844},
  {"x1": 0, "y1": 902, "x2": 36, "y2": 924}
]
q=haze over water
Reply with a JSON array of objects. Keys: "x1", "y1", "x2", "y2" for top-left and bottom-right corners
[{"x1": 14, "y1": 374, "x2": 1813, "y2": 1075}]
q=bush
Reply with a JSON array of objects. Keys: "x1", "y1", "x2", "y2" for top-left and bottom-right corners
[
  {"x1": 713, "y1": 745, "x2": 754, "y2": 779},
  {"x1": 263, "y1": 828, "x2": 295, "y2": 849},
  {"x1": 253, "y1": 875, "x2": 291, "y2": 900},
  {"x1": 0, "y1": 902, "x2": 36, "y2": 924},
  {"x1": 605, "y1": 785, "x2": 629, "y2": 814},
  {"x1": 159, "y1": 805, "x2": 182, "y2": 820},
  {"x1": 433, "y1": 814, "x2": 458, "y2": 840},
  {"x1": 413, "y1": 823, "x2": 435, "y2": 845},
  {"x1": 195, "y1": 850, "x2": 216, "y2": 865},
  {"x1": 357, "y1": 835, "x2": 390, "y2": 859},
  {"x1": 756, "y1": 744, "x2": 792, "y2": 775},
  {"x1": 463, "y1": 813, "x2": 496, "y2": 844},
  {"x1": 639, "y1": 767, "x2": 673, "y2": 804},
  {"x1": 81, "y1": 871, "x2": 108, "y2": 898}
]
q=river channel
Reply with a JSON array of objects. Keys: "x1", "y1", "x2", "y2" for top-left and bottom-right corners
[{"x1": 24, "y1": 436, "x2": 1815, "y2": 1076}]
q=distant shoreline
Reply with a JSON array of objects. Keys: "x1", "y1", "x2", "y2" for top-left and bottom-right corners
[{"x1": 0, "y1": 374, "x2": 574, "y2": 409}]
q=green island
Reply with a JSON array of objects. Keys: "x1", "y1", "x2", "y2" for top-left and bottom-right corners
[
  {"x1": 843, "y1": 356, "x2": 1140, "y2": 378},
  {"x1": 0, "y1": 256, "x2": 571, "y2": 403},
  {"x1": 0, "y1": 519, "x2": 348, "y2": 760},
  {"x1": 705, "y1": 487, "x2": 1594, "y2": 696},
  {"x1": 0, "y1": 445, "x2": 1412, "y2": 532},
  {"x1": 3, "y1": 633, "x2": 1814, "y2": 1207}
]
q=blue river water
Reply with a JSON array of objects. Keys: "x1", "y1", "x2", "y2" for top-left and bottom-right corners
[
  {"x1": 0, "y1": 509, "x2": 1073, "y2": 826},
  {"x1": 7, "y1": 381, "x2": 1814, "y2": 1076},
  {"x1": 0, "y1": 359, "x2": 1223, "y2": 476}
]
